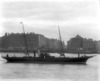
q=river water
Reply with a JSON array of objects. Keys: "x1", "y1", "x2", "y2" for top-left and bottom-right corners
[{"x1": 0, "y1": 53, "x2": 100, "y2": 81}]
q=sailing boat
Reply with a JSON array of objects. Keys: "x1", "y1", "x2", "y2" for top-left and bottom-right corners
[{"x1": 2, "y1": 23, "x2": 95, "y2": 64}]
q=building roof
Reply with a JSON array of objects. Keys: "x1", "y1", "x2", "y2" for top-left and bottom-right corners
[{"x1": 75, "y1": 34, "x2": 82, "y2": 38}]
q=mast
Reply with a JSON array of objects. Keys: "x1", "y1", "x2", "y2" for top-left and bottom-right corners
[
  {"x1": 78, "y1": 48, "x2": 80, "y2": 58},
  {"x1": 58, "y1": 25, "x2": 65, "y2": 57},
  {"x1": 20, "y1": 22, "x2": 29, "y2": 57},
  {"x1": 78, "y1": 37, "x2": 83, "y2": 58}
]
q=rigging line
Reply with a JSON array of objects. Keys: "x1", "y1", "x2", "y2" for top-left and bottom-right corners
[
  {"x1": 58, "y1": 25, "x2": 65, "y2": 57},
  {"x1": 56, "y1": 13, "x2": 65, "y2": 57},
  {"x1": 20, "y1": 22, "x2": 29, "y2": 56}
]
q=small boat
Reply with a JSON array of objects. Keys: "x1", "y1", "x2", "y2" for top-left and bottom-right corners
[{"x1": 2, "y1": 22, "x2": 95, "y2": 64}]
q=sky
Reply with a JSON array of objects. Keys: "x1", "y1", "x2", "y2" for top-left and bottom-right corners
[{"x1": 0, "y1": 0, "x2": 100, "y2": 43}]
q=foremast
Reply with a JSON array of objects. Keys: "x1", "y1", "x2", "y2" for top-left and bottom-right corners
[{"x1": 20, "y1": 22, "x2": 29, "y2": 57}]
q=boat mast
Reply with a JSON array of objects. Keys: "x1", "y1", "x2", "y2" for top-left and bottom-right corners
[
  {"x1": 78, "y1": 48, "x2": 80, "y2": 58},
  {"x1": 37, "y1": 34, "x2": 40, "y2": 55},
  {"x1": 58, "y1": 25, "x2": 65, "y2": 57},
  {"x1": 78, "y1": 38, "x2": 83, "y2": 58},
  {"x1": 20, "y1": 22, "x2": 29, "y2": 57}
]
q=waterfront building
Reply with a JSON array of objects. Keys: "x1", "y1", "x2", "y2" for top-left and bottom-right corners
[
  {"x1": 96, "y1": 41, "x2": 100, "y2": 53},
  {"x1": 47, "y1": 39, "x2": 61, "y2": 52},
  {"x1": 67, "y1": 35, "x2": 96, "y2": 53},
  {"x1": 0, "y1": 33, "x2": 38, "y2": 52},
  {"x1": 0, "y1": 33, "x2": 66, "y2": 52},
  {"x1": 67, "y1": 35, "x2": 83, "y2": 53},
  {"x1": 83, "y1": 38, "x2": 96, "y2": 53},
  {"x1": 38, "y1": 35, "x2": 47, "y2": 51},
  {"x1": 38, "y1": 34, "x2": 64, "y2": 52}
]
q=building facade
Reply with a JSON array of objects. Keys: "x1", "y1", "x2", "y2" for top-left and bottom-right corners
[
  {"x1": 83, "y1": 38, "x2": 96, "y2": 53},
  {"x1": 0, "y1": 33, "x2": 38, "y2": 52},
  {"x1": 96, "y1": 41, "x2": 100, "y2": 53},
  {"x1": 38, "y1": 34, "x2": 65, "y2": 52},
  {"x1": 67, "y1": 35, "x2": 83, "y2": 53},
  {"x1": 0, "y1": 33, "x2": 66, "y2": 52},
  {"x1": 67, "y1": 35, "x2": 96, "y2": 53}
]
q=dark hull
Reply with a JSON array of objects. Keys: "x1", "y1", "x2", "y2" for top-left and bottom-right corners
[{"x1": 2, "y1": 56, "x2": 94, "y2": 64}]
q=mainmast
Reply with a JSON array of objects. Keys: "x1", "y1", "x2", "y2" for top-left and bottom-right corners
[
  {"x1": 58, "y1": 25, "x2": 65, "y2": 57},
  {"x1": 20, "y1": 22, "x2": 29, "y2": 57}
]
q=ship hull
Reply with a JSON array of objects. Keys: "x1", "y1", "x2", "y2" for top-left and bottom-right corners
[{"x1": 2, "y1": 56, "x2": 94, "y2": 64}]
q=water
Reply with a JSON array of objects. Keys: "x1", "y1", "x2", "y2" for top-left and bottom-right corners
[{"x1": 0, "y1": 53, "x2": 99, "y2": 81}]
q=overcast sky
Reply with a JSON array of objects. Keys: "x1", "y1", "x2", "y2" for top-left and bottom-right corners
[{"x1": 0, "y1": 0, "x2": 99, "y2": 43}]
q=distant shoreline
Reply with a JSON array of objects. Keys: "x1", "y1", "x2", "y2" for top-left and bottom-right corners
[{"x1": 0, "y1": 51, "x2": 99, "y2": 54}]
